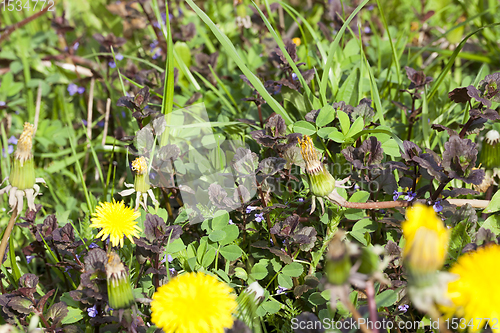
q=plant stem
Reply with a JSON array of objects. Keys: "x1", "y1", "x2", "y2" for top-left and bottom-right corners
[
  {"x1": 0, "y1": 206, "x2": 18, "y2": 267},
  {"x1": 310, "y1": 212, "x2": 341, "y2": 274},
  {"x1": 431, "y1": 179, "x2": 451, "y2": 201},
  {"x1": 366, "y1": 280, "x2": 378, "y2": 333}
]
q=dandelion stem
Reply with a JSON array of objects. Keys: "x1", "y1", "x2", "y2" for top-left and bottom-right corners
[
  {"x1": 366, "y1": 280, "x2": 379, "y2": 333},
  {"x1": 0, "y1": 205, "x2": 18, "y2": 269}
]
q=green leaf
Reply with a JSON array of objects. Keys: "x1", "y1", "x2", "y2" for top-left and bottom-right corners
[
  {"x1": 277, "y1": 274, "x2": 293, "y2": 289},
  {"x1": 261, "y1": 298, "x2": 281, "y2": 314},
  {"x1": 281, "y1": 262, "x2": 303, "y2": 277},
  {"x1": 349, "y1": 230, "x2": 368, "y2": 246},
  {"x1": 337, "y1": 111, "x2": 350, "y2": 136},
  {"x1": 348, "y1": 191, "x2": 370, "y2": 203},
  {"x1": 234, "y1": 267, "x2": 248, "y2": 281},
  {"x1": 212, "y1": 210, "x2": 229, "y2": 229},
  {"x1": 328, "y1": 128, "x2": 345, "y2": 143},
  {"x1": 337, "y1": 67, "x2": 358, "y2": 107},
  {"x1": 61, "y1": 307, "x2": 84, "y2": 325},
  {"x1": 352, "y1": 218, "x2": 378, "y2": 233},
  {"x1": 293, "y1": 121, "x2": 316, "y2": 136},
  {"x1": 375, "y1": 289, "x2": 398, "y2": 307},
  {"x1": 316, "y1": 105, "x2": 336, "y2": 127},
  {"x1": 481, "y1": 215, "x2": 500, "y2": 235},
  {"x1": 484, "y1": 190, "x2": 500, "y2": 213},
  {"x1": 381, "y1": 139, "x2": 401, "y2": 157},
  {"x1": 250, "y1": 263, "x2": 268, "y2": 280},
  {"x1": 220, "y1": 244, "x2": 242, "y2": 261},
  {"x1": 166, "y1": 238, "x2": 185, "y2": 253},
  {"x1": 219, "y1": 224, "x2": 239, "y2": 246},
  {"x1": 208, "y1": 230, "x2": 226, "y2": 242},
  {"x1": 317, "y1": 127, "x2": 336, "y2": 139},
  {"x1": 308, "y1": 292, "x2": 328, "y2": 306},
  {"x1": 201, "y1": 248, "x2": 216, "y2": 267},
  {"x1": 346, "y1": 117, "x2": 364, "y2": 138}
]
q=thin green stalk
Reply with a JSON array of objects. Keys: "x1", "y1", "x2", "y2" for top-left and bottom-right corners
[{"x1": 0, "y1": 206, "x2": 18, "y2": 272}]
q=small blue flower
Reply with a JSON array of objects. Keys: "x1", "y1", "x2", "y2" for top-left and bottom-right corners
[
  {"x1": 229, "y1": 219, "x2": 234, "y2": 225},
  {"x1": 276, "y1": 286, "x2": 287, "y2": 295},
  {"x1": 67, "y1": 83, "x2": 78, "y2": 96},
  {"x1": 150, "y1": 40, "x2": 159, "y2": 49},
  {"x1": 246, "y1": 206, "x2": 256, "y2": 214},
  {"x1": 404, "y1": 191, "x2": 416, "y2": 201},
  {"x1": 367, "y1": 4, "x2": 374, "y2": 10},
  {"x1": 82, "y1": 120, "x2": 88, "y2": 126},
  {"x1": 433, "y1": 200, "x2": 443, "y2": 213},
  {"x1": 255, "y1": 213, "x2": 264, "y2": 223},
  {"x1": 364, "y1": 26, "x2": 371, "y2": 34},
  {"x1": 97, "y1": 121, "x2": 105, "y2": 128},
  {"x1": 77, "y1": 86, "x2": 85, "y2": 94},
  {"x1": 121, "y1": 111, "x2": 126, "y2": 118},
  {"x1": 291, "y1": 73, "x2": 298, "y2": 81},
  {"x1": 379, "y1": 209, "x2": 385, "y2": 214},
  {"x1": 169, "y1": 267, "x2": 176, "y2": 275},
  {"x1": 298, "y1": 198, "x2": 304, "y2": 202},
  {"x1": 167, "y1": 254, "x2": 173, "y2": 263},
  {"x1": 108, "y1": 61, "x2": 116, "y2": 68},
  {"x1": 393, "y1": 190, "x2": 401, "y2": 201},
  {"x1": 398, "y1": 304, "x2": 409, "y2": 313},
  {"x1": 270, "y1": 238, "x2": 274, "y2": 246},
  {"x1": 73, "y1": 42, "x2": 79, "y2": 51},
  {"x1": 87, "y1": 305, "x2": 97, "y2": 318},
  {"x1": 115, "y1": 53, "x2": 124, "y2": 61},
  {"x1": 7, "y1": 135, "x2": 17, "y2": 145},
  {"x1": 26, "y1": 255, "x2": 34, "y2": 264},
  {"x1": 0, "y1": 101, "x2": 6, "y2": 107},
  {"x1": 152, "y1": 50, "x2": 161, "y2": 59},
  {"x1": 273, "y1": 84, "x2": 282, "y2": 95},
  {"x1": 89, "y1": 242, "x2": 98, "y2": 249},
  {"x1": 354, "y1": 184, "x2": 360, "y2": 190},
  {"x1": 2, "y1": 145, "x2": 14, "y2": 157}
]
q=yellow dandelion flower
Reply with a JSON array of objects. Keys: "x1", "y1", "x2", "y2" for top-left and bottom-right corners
[
  {"x1": 442, "y1": 245, "x2": 500, "y2": 332},
  {"x1": 151, "y1": 272, "x2": 237, "y2": 333},
  {"x1": 292, "y1": 37, "x2": 301, "y2": 46},
  {"x1": 90, "y1": 200, "x2": 141, "y2": 248},
  {"x1": 402, "y1": 204, "x2": 450, "y2": 275},
  {"x1": 131, "y1": 156, "x2": 148, "y2": 175}
]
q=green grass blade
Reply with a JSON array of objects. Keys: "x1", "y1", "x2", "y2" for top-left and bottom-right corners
[
  {"x1": 427, "y1": 23, "x2": 500, "y2": 102},
  {"x1": 184, "y1": 0, "x2": 294, "y2": 125},
  {"x1": 375, "y1": 0, "x2": 402, "y2": 86},
  {"x1": 320, "y1": 0, "x2": 369, "y2": 100},
  {"x1": 251, "y1": 1, "x2": 313, "y2": 105},
  {"x1": 173, "y1": 47, "x2": 201, "y2": 91},
  {"x1": 364, "y1": 54, "x2": 386, "y2": 126},
  {"x1": 208, "y1": 64, "x2": 241, "y2": 114},
  {"x1": 152, "y1": 0, "x2": 175, "y2": 146},
  {"x1": 67, "y1": 128, "x2": 93, "y2": 214},
  {"x1": 194, "y1": 72, "x2": 237, "y2": 115}
]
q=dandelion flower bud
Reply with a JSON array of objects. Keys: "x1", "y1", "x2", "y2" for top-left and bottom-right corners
[
  {"x1": 132, "y1": 156, "x2": 150, "y2": 193},
  {"x1": 402, "y1": 204, "x2": 450, "y2": 277},
  {"x1": 325, "y1": 231, "x2": 351, "y2": 285},
  {"x1": 480, "y1": 129, "x2": 500, "y2": 170},
  {"x1": 106, "y1": 251, "x2": 135, "y2": 309},
  {"x1": 298, "y1": 135, "x2": 336, "y2": 197},
  {"x1": 14, "y1": 122, "x2": 34, "y2": 164},
  {"x1": 10, "y1": 123, "x2": 35, "y2": 190}
]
